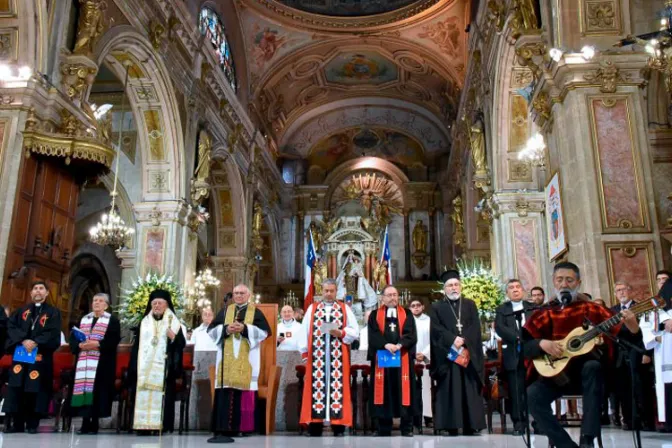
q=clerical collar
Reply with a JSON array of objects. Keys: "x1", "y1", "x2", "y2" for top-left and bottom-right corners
[
  {"x1": 386, "y1": 307, "x2": 397, "y2": 318},
  {"x1": 236, "y1": 303, "x2": 248, "y2": 310},
  {"x1": 282, "y1": 319, "x2": 295, "y2": 325},
  {"x1": 511, "y1": 300, "x2": 524, "y2": 311},
  {"x1": 414, "y1": 313, "x2": 429, "y2": 320}
]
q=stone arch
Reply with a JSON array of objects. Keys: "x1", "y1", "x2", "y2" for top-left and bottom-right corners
[
  {"x1": 91, "y1": 26, "x2": 186, "y2": 201},
  {"x1": 324, "y1": 157, "x2": 410, "y2": 209},
  {"x1": 68, "y1": 251, "x2": 114, "y2": 324},
  {"x1": 211, "y1": 146, "x2": 246, "y2": 257}
]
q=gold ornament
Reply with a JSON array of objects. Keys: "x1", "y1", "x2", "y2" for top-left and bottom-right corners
[{"x1": 73, "y1": 0, "x2": 107, "y2": 56}]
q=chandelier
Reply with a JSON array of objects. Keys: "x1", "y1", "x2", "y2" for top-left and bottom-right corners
[
  {"x1": 518, "y1": 132, "x2": 547, "y2": 169},
  {"x1": 616, "y1": 1, "x2": 672, "y2": 95},
  {"x1": 89, "y1": 60, "x2": 134, "y2": 251},
  {"x1": 189, "y1": 268, "x2": 221, "y2": 310}
]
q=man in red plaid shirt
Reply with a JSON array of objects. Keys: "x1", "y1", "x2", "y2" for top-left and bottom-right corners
[{"x1": 523, "y1": 262, "x2": 641, "y2": 448}]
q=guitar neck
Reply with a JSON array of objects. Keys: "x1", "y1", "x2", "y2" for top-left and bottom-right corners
[{"x1": 583, "y1": 300, "x2": 657, "y2": 341}]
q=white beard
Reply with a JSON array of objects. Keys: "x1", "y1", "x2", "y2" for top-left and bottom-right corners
[{"x1": 446, "y1": 292, "x2": 460, "y2": 301}]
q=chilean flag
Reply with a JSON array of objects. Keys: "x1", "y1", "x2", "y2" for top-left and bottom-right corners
[
  {"x1": 380, "y1": 225, "x2": 392, "y2": 287},
  {"x1": 304, "y1": 229, "x2": 317, "y2": 311}
]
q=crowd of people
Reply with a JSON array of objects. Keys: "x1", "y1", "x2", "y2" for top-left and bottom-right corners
[{"x1": 0, "y1": 263, "x2": 670, "y2": 448}]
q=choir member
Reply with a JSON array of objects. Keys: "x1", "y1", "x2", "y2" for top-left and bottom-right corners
[
  {"x1": 495, "y1": 279, "x2": 535, "y2": 435},
  {"x1": 524, "y1": 262, "x2": 640, "y2": 448},
  {"x1": 129, "y1": 289, "x2": 185, "y2": 434},
  {"x1": 69, "y1": 293, "x2": 121, "y2": 434},
  {"x1": 410, "y1": 298, "x2": 432, "y2": 430},
  {"x1": 4, "y1": 281, "x2": 62, "y2": 433},
  {"x1": 368, "y1": 286, "x2": 417, "y2": 437},
  {"x1": 299, "y1": 279, "x2": 358, "y2": 437},
  {"x1": 190, "y1": 307, "x2": 218, "y2": 351},
  {"x1": 208, "y1": 284, "x2": 270, "y2": 443},
  {"x1": 277, "y1": 305, "x2": 304, "y2": 351},
  {"x1": 430, "y1": 270, "x2": 485, "y2": 436},
  {"x1": 641, "y1": 271, "x2": 672, "y2": 433}
]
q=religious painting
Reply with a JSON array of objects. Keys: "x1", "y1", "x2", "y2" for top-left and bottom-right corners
[
  {"x1": 417, "y1": 16, "x2": 462, "y2": 58},
  {"x1": 143, "y1": 227, "x2": 166, "y2": 275},
  {"x1": 545, "y1": 172, "x2": 567, "y2": 261},
  {"x1": 307, "y1": 127, "x2": 424, "y2": 173},
  {"x1": 325, "y1": 52, "x2": 398, "y2": 85},
  {"x1": 251, "y1": 25, "x2": 289, "y2": 69}
]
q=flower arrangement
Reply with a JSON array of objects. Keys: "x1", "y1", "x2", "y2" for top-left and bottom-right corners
[
  {"x1": 456, "y1": 259, "x2": 505, "y2": 320},
  {"x1": 118, "y1": 273, "x2": 186, "y2": 329}
]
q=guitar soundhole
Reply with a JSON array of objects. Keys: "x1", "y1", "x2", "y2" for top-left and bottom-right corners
[{"x1": 568, "y1": 337, "x2": 582, "y2": 351}]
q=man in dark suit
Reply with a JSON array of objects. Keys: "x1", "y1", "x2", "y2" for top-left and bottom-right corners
[
  {"x1": 609, "y1": 281, "x2": 644, "y2": 430},
  {"x1": 495, "y1": 279, "x2": 535, "y2": 435}
]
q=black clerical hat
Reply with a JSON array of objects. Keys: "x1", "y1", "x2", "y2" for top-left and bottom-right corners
[
  {"x1": 144, "y1": 288, "x2": 175, "y2": 315},
  {"x1": 440, "y1": 270, "x2": 460, "y2": 283}
]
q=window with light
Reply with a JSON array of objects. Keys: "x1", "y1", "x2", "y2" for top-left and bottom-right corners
[{"x1": 199, "y1": 7, "x2": 236, "y2": 91}]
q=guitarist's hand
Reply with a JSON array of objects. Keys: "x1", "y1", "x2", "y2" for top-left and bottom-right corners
[
  {"x1": 540, "y1": 339, "x2": 564, "y2": 358},
  {"x1": 620, "y1": 309, "x2": 639, "y2": 333}
]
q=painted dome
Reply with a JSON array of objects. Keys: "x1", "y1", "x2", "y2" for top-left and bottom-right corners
[{"x1": 276, "y1": 0, "x2": 421, "y2": 17}]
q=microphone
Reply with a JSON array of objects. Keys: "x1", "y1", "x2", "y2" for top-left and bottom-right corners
[{"x1": 560, "y1": 290, "x2": 573, "y2": 307}]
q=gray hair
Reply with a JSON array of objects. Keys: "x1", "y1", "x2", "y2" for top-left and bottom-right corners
[
  {"x1": 93, "y1": 293, "x2": 110, "y2": 304},
  {"x1": 322, "y1": 278, "x2": 337, "y2": 287}
]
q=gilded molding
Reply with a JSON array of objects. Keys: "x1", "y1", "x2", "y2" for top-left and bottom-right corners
[
  {"x1": 60, "y1": 62, "x2": 98, "y2": 101},
  {"x1": 583, "y1": 60, "x2": 628, "y2": 93}
]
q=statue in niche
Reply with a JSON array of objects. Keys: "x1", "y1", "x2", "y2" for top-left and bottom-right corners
[
  {"x1": 373, "y1": 258, "x2": 389, "y2": 293},
  {"x1": 451, "y1": 195, "x2": 466, "y2": 246},
  {"x1": 191, "y1": 130, "x2": 212, "y2": 206},
  {"x1": 468, "y1": 119, "x2": 488, "y2": 177},
  {"x1": 412, "y1": 220, "x2": 428, "y2": 254},
  {"x1": 313, "y1": 258, "x2": 328, "y2": 296},
  {"x1": 73, "y1": 0, "x2": 107, "y2": 55},
  {"x1": 309, "y1": 221, "x2": 323, "y2": 254}
]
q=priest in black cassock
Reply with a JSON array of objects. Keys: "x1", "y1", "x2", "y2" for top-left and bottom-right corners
[
  {"x1": 207, "y1": 284, "x2": 270, "y2": 444},
  {"x1": 368, "y1": 285, "x2": 417, "y2": 437},
  {"x1": 128, "y1": 289, "x2": 186, "y2": 434},
  {"x1": 429, "y1": 270, "x2": 485, "y2": 436},
  {"x1": 69, "y1": 293, "x2": 121, "y2": 434},
  {"x1": 4, "y1": 281, "x2": 62, "y2": 433}
]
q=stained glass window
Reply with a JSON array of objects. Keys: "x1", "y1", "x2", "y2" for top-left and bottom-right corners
[{"x1": 199, "y1": 7, "x2": 236, "y2": 91}]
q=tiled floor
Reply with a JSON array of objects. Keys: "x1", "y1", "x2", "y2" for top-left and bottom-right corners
[{"x1": 0, "y1": 427, "x2": 670, "y2": 448}]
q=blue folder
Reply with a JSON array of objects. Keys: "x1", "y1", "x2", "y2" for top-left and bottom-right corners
[
  {"x1": 71, "y1": 326, "x2": 87, "y2": 343},
  {"x1": 377, "y1": 350, "x2": 401, "y2": 368},
  {"x1": 13, "y1": 346, "x2": 37, "y2": 364}
]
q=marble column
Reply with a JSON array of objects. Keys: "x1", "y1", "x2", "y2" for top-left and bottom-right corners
[
  {"x1": 428, "y1": 208, "x2": 438, "y2": 279},
  {"x1": 403, "y1": 210, "x2": 411, "y2": 280},
  {"x1": 295, "y1": 212, "x2": 304, "y2": 281}
]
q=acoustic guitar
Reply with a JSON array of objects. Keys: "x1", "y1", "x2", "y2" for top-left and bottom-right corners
[{"x1": 533, "y1": 296, "x2": 666, "y2": 378}]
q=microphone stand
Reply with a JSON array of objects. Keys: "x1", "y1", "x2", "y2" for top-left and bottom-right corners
[
  {"x1": 513, "y1": 311, "x2": 531, "y2": 448},
  {"x1": 586, "y1": 318, "x2": 644, "y2": 448}
]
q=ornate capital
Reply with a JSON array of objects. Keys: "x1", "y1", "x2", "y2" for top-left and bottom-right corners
[
  {"x1": 583, "y1": 60, "x2": 628, "y2": 94},
  {"x1": 60, "y1": 60, "x2": 98, "y2": 102}
]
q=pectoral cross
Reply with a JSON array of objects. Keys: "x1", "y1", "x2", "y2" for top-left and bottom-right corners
[
  {"x1": 402, "y1": 374, "x2": 409, "y2": 381},
  {"x1": 376, "y1": 371, "x2": 384, "y2": 380},
  {"x1": 456, "y1": 321, "x2": 463, "y2": 334},
  {"x1": 388, "y1": 322, "x2": 397, "y2": 332}
]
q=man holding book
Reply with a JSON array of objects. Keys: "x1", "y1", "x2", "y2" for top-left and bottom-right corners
[
  {"x1": 368, "y1": 285, "x2": 417, "y2": 437},
  {"x1": 4, "y1": 281, "x2": 62, "y2": 433},
  {"x1": 69, "y1": 293, "x2": 121, "y2": 434}
]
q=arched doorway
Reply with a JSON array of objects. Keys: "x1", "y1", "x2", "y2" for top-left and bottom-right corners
[{"x1": 69, "y1": 254, "x2": 111, "y2": 326}]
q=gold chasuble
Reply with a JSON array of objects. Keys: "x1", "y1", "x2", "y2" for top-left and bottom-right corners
[
  {"x1": 218, "y1": 303, "x2": 256, "y2": 389},
  {"x1": 133, "y1": 308, "x2": 181, "y2": 430}
]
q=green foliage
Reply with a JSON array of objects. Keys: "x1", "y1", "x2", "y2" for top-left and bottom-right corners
[{"x1": 118, "y1": 273, "x2": 185, "y2": 329}]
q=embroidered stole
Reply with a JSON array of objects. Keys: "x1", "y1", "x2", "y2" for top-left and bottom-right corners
[
  {"x1": 133, "y1": 309, "x2": 180, "y2": 430},
  {"x1": 71, "y1": 312, "x2": 110, "y2": 407},
  {"x1": 309, "y1": 301, "x2": 346, "y2": 419},
  {"x1": 219, "y1": 303, "x2": 256, "y2": 390},
  {"x1": 374, "y1": 306, "x2": 411, "y2": 407}
]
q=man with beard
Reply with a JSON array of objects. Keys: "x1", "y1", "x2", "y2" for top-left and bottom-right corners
[
  {"x1": 409, "y1": 299, "x2": 432, "y2": 431},
  {"x1": 368, "y1": 286, "x2": 417, "y2": 437},
  {"x1": 129, "y1": 289, "x2": 185, "y2": 434},
  {"x1": 495, "y1": 279, "x2": 535, "y2": 435},
  {"x1": 4, "y1": 281, "x2": 62, "y2": 433},
  {"x1": 529, "y1": 287, "x2": 546, "y2": 306},
  {"x1": 429, "y1": 270, "x2": 485, "y2": 436},
  {"x1": 524, "y1": 262, "x2": 640, "y2": 448}
]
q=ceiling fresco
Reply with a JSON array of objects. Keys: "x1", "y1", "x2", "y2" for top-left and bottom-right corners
[
  {"x1": 237, "y1": 0, "x2": 468, "y2": 173},
  {"x1": 307, "y1": 127, "x2": 425, "y2": 173},
  {"x1": 276, "y1": 0, "x2": 421, "y2": 17}
]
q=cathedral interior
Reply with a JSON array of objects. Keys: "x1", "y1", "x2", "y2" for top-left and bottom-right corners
[{"x1": 0, "y1": 0, "x2": 670, "y2": 328}]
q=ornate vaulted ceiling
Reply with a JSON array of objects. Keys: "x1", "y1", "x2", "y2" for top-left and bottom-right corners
[{"x1": 237, "y1": 0, "x2": 469, "y2": 176}]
